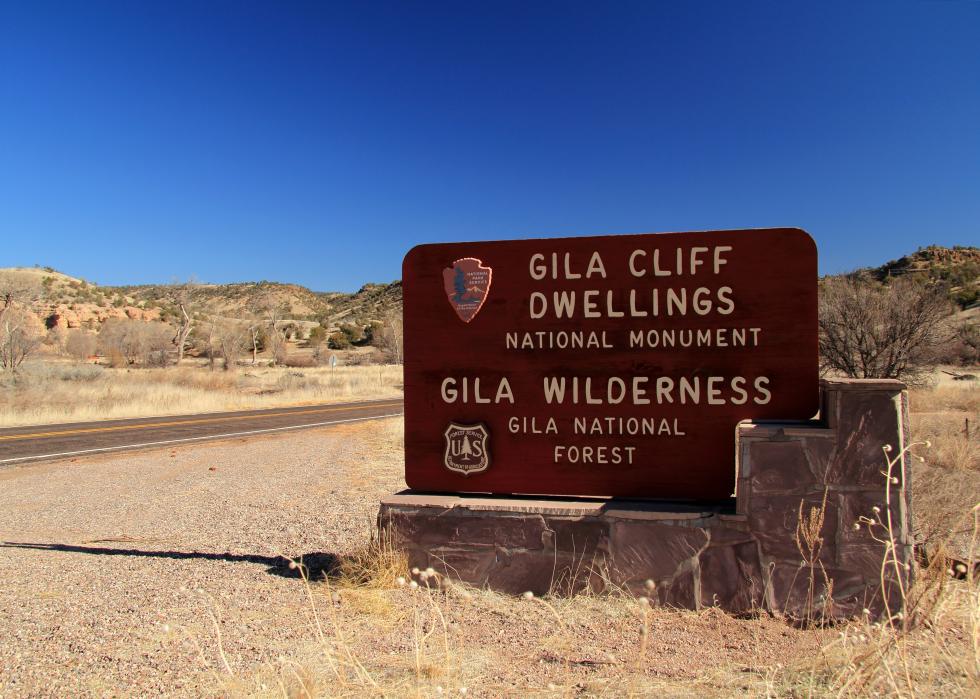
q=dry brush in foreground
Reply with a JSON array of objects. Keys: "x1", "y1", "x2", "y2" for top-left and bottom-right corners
[{"x1": 199, "y1": 406, "x2": 977, "y2": 698}]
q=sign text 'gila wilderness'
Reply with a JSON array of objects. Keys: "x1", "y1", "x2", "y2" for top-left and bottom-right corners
[{"x1": 403, "y1": 228, "x2": 818, "y2": 500}]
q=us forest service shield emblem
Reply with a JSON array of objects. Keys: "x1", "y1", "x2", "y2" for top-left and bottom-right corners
[
  {"x1": 442, "y1": 257, "x2": 491, "y2": 322},
  {"x1": 443, "y1": 423, "x2": 490, "y2": 475}
]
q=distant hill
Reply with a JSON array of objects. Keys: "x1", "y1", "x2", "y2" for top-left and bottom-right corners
[
  {"x1": 841, "y1": 245, "x2": 979, "y2": 309},
  {"x1": 106, "y1": 280, "x2": 404, "y2": 329},
  {"x1": 0, "y1": 266, "x2": 402, "y2": 332},
  {"x1": 6, "y1": 243, "x2": 976, "y2": 331}
]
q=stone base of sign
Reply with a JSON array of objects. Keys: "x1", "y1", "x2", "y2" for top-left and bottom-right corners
[{"x1": 380, "y1": 379, "x2": 913, "y2": 619}]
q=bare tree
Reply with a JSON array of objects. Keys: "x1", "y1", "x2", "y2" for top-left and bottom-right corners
[
  {"x1": 0, "y1": 307, "x2": 44, "y2": 372},
  {"x1": 254, "y1": 290, "x2": 288, "y2": 365},
  {"x1": 197, "y1": 316, "x2": 250, "y2": 371},
  {"x1": 244, "y1": 317, "x2": 264, "y2": 365},
  {"x1": 163, "y1": 280, "x2": 198, "y2": 364},
  {"x1": 819, "y1": 276, "x2": 953, "y2": 383},
  {"x1": 0, "y1": 271, "x2": 43, "y2": 326},
  {"x1": 194, "y1": 319, "x2": 218, "y2": 371},
  {"x1": 216, "y1": 318, "x2": 249, "y2": 370},
  {"x1": 0, "y1": 272, "x2": 44, "y2": 372},
  {"x1": 375, "y1": 309, "x2": 404, "y2": 364}
]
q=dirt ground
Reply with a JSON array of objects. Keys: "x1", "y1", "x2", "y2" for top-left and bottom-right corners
[
  {"x1": 0, "y1": 418, "x2": 848, "y2": 698},
  {"x1": 1, "y1": 415, "x2": 975, "y2": 697}
]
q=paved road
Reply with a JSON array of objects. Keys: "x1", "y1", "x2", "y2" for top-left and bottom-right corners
[{"x1": 0, "y1": 398, "x2": 404, "y2": 466}]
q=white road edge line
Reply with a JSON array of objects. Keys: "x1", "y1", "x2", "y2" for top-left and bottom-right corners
[{"x1": 0, "y1": 412, "x2": 405, "y2": 465}]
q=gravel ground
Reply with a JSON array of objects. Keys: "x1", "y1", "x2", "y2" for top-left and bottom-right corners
[
  {"x1": 0, "y1": 418, "x2": 830, "y2": 698},
  {"x1": 0, "y1": 419, "x2": 405, "y2": 697}
]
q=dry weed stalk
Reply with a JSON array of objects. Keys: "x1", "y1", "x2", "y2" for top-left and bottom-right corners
[
  {"x1": 774, "y1": 440, "x2": 979, "y2": 697},
  {"x1": 794, "y1": 488, "x2": 832, "y2": 626}
]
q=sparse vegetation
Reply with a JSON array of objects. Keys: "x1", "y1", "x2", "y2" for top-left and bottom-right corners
[
  {"x1": 197, "y1": 409, "x2": 977, "y2": 698},
  {"x1": 0, "y1": 362, "x2": 402, "y2": 427},
  {"x1": 0, "y1": 266, "x2": 407, "y2": 422}
]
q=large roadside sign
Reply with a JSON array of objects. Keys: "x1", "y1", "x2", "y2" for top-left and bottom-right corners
[{"x1": 402, "y1": 228, "x2": 818, "y2": 500}]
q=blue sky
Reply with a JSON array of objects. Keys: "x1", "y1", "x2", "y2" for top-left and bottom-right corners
[{"x1": 1, "y1": 2, "x2": 978, "y2": 292}]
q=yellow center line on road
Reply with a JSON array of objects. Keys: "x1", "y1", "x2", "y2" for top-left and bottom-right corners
[{"x1": 0, "y1": 401, "x2": 405, "y2": 442}]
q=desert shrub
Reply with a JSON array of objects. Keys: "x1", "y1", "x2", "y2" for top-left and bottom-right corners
[
  {"x1": 282, "y1": 354, "x2": 316, "y2": 368},
  {"x1": 163, "y1": 367, "x2": 238, "y2": 391},
  {"x1": 952, "y1": 287, "x2": 978, "y2": 309},
  {"x1": 950, "y1": 322, "x2": 979, "y2": 365},
  {"x1": 363, "y1": 320, "x2": 383, "y2": 345},
  {"x1": 99, "y1": 319, "x2": 173, "y2": 367},
  {"x1": 343, "y1": 349, "x2": 374, "y2": 366},
  {"x1": 328, "y1": 331, "x2": 351, "y2": 350},
  {"x1": 54, "y1": 364, "x2": 105, "y2": 382},
  {"x1": 145, "y1": 348, "x2": 170, "y2": 368},
  {"x1": 65, "y1": 330, "x2": 97, "y2": 361},
  {"x1": 276, "y1": 371, "x2": 320, "y2": 392},
  {"x1": 340, "y1": 323, "x2": 365, "y2": 344},
  {"x1": 44, "y1": 325, "x2": 67, "y2": 350},
  {"x1": 18, "y1": 361, "x2": 104, "y2": 383},
  {"x1": 308, "y1": 325, "x2": 328, "y2": 347},
  {"x1": 106, "y1": 347, "x2": 126, "y2": 368}
]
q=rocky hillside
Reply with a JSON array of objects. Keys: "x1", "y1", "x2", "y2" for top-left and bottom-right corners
[
  {"x1": 315, "y1": 281, "x2": 403, "y2": 325},
  {"x1": 6, "y1": 243, "x2": 976, "y2": 331},
  {"x1": 0, "y1": 266, "x2": 402, "y2": 331},
  {"x1": 847, "y1": 245, "x2": 979, "y2": 308},
  {"x1": 107, "y1": 280, "x2": 403, "y2": 327}
]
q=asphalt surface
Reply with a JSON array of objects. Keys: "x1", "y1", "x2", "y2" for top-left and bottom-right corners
[{"x1": 0, "y1": 398, "x2": 404, "y2": 466}]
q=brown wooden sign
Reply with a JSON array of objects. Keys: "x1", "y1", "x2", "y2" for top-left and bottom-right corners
[{"x1": 403, "y1": 228, "x2": 817, "y2": 500}]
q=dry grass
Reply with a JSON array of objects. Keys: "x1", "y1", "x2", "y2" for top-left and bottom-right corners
[
  {"x1": 204, "y1": 527, "x2": 978, "y2": 698},
  {"x1": 0, "y1": 361, "x2": 403, "y2": 427},
  {"x1": 772, "y1": 554, "x2": 978, "y2": 697},
  {"x1": 909, "y1": 384, "x2": 980, "y2": 560},
  {"x1": 910, "y1": 383, "x2": 980, "y2": 416},
  {"x1": 192, "y1": 416, "x2": 979, "y2": 698}
]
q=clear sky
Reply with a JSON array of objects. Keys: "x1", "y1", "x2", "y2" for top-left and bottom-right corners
[{"x1": 1, "y1": 2, "x2": 978, "y2": 291}]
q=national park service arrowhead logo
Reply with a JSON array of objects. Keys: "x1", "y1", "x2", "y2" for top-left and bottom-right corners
[
  {"x1": 442, "y1": 258, "x2": 491, "y2": 322},
  {"x1": 443, "y1": 422, "x2": 490, "y2": 476}
]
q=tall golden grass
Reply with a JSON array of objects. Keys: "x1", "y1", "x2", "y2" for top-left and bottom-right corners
[
  {"x1": 909, "y1": 384, "x2": 980, "y2": 562},
  {"x1": 0, "y1": 362, "x2": 403, "y2": 427}
]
